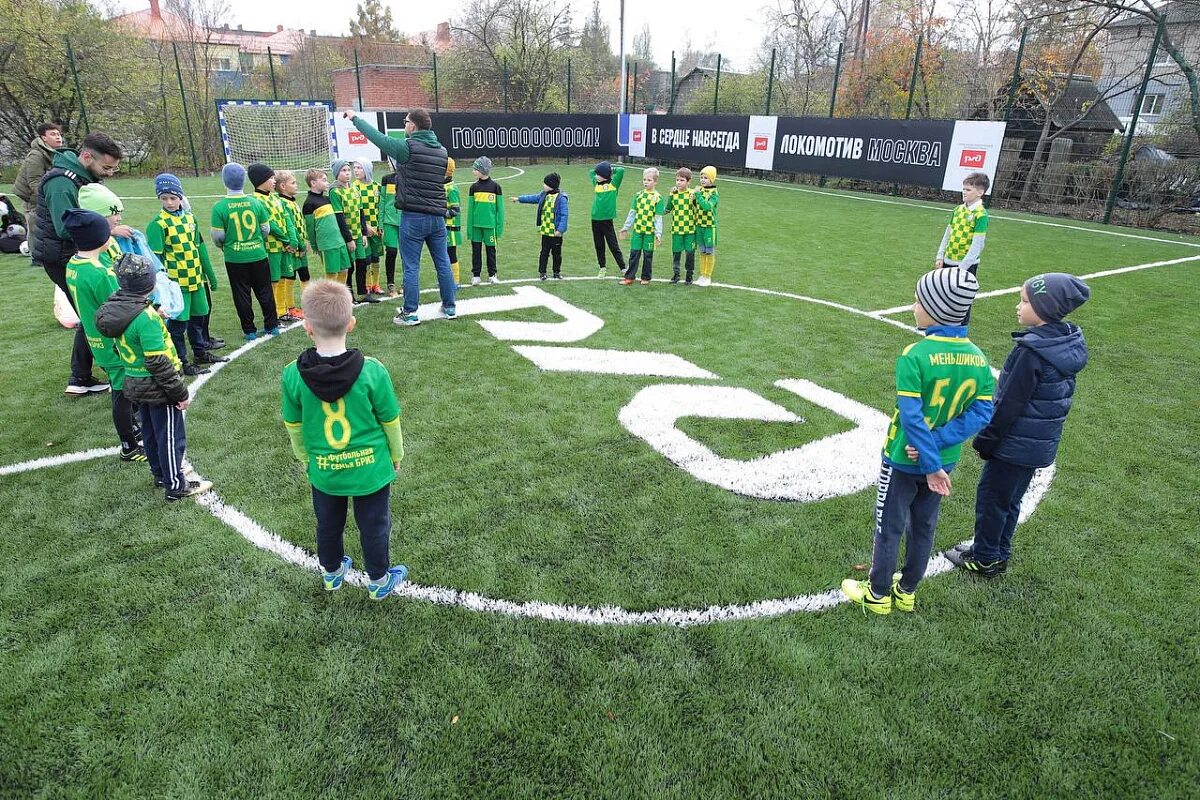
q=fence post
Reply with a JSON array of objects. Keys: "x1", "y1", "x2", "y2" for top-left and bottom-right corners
[
  {"x1": 503, "y1": 57, "x2": 509, "y2": 112},
  {"x1": 64, "y1": 36, "x2": 90, "y2": 134},
  {"x1": 714, "y1": 53, "x2": 722, "y2": 113},
  {"x1": 433, "y1": 52, "x2": 440, "y2": 112},
  {"x1": 1103, "y1": 19, "x2": 1165, "y2": 224},
  {"x1": 267, "y1": 46, "x2": 279, "y2": 100},
  {"x1": 631, "y1": 61, "x2": 638, "y2": 112},
  {"x1": 819, "y1": 41, "x2": 845, "y2": 187},
  {"x1": 765, "y1": 47, "x2": 776, "y2": 115},
  {"x1": 669, "y1": 51, "x2": 677, "y2": 112},
  {"x1": 905, "y1": 34, "x2": 923, "y2": 119},
  {"x1": 1004, "y1": 26, "x2": 1028, "y2": 122},
  {"x1": 171, "y1": 41, "x2": 200, "y2": 177},
  {"x1": 566, "y1": 58, "x2": 572, "y2": 165},
  {"x1": 353, "y1": 47, "x2": 363, "y2": 111}
]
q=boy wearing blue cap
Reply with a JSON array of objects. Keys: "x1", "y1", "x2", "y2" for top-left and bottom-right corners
[
  {"x1": 211, "y1": 162, "x2": 278, "y2": 340},
  {"x1": 948, "y1": 273, "x2": 1091, "y2": 576}
]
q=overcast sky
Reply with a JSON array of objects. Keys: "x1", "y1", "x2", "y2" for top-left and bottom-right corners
[{"x1": 108, "y1": 0, "x2": 768, "y2": 72}]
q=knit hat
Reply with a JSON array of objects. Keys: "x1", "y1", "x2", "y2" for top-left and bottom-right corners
[
  {"x1": 594, "y1": 160, "x2": 612, "y2": 180},
  {"x1": 916, "y1": 267, "x2": 979, "y2": 326},
  {"x1": 544, "y1": 172, "x2": 561, "y2": 191},
  {"x1": 222, "y1": 162, "x2": 246, "y2": 192},
  {"x1": 154, "y1": 172, "x2": 185, "y2": 198},
  {"x1": 113, "y1": 252, "x2": 156, "y2": 296},
  {"x1": 78, "y1": 184, "x2": 123, "y2": 217},
  {"x1": 331, "y1": 159, "x2": 351, "y2": 184},
  {"x1": 247, "y1": 162, "x2": 274, "y2": 189},
  {"x1": 473, "y1": 156, "x2": 492, "y2": 176},
  {"x1": 1025, "y1": 273, "x2": 1091, "y2": 322},
  {"x1": 445, "y1": 156, "x2": 456, "y2": 178},
  {"x1": 61, "y1": 208, "x2": 111, "y2": 251},
  {"x1": 353, "y1": 158, "x2": 374, "y2": 183},
  {"x1": 700, "y1": 165, "x2": 717, "y2": 184}
]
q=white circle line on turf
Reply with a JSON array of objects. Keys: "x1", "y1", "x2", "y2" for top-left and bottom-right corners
[
  {"x1": 1, "y1": 278, "x2": 1052, "y2": 624},
  {"x1": 118, "y1": 166, "x2": 527, "y2": 200}
]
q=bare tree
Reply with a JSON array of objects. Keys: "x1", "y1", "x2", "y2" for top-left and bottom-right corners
[{"x1": 760, "y1": 0, "x2": 842, "y2": 115}]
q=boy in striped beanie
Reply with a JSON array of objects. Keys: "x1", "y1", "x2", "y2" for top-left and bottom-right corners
[{"x1": 842, "y1": 267, "x2": 995, "y2": 615}]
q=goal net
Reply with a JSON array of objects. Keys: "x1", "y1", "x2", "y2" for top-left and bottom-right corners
[{"x1": 217, "y1": 100, "x2": 338, "y2": 172}]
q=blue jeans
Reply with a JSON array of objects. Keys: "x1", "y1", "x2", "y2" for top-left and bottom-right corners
[
  {"x1": 400, "y1": 211, "x2": 457, "y2": 314},
  {"x1": 869, "y1": 461, "x2": 946, "y2": 597},
  {"x1": 973, "y1": 458, "x2": 1036, "y2": 562}
]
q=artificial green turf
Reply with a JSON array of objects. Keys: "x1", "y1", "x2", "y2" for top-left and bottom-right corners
[{"x1": 1, "y1": 165, "x2": 1197, "y2": 797}]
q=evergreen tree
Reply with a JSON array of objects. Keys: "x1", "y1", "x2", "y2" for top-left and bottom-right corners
[{"x1": 350, "y1": 0, "x2": 400, "y2": 42}]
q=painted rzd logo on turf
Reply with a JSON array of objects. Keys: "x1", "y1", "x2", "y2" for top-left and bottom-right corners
[{"x1": 428, "y1": 286, "x2": 889, "y2": 502}]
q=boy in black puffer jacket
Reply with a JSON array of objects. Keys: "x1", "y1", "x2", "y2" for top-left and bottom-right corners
[
  {"x1": 96, "y1": 253, "x2": 213, "y2": 502},
  {"x1": 949, "y1": 272, "x2": 1090, "y2": 576}
]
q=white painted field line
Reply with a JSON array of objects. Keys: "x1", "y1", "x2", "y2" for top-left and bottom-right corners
[
  {"x1": 120, "y1": 166, "x2": 527, "y2": 199},
  {"x1": 868, "y1": 254, "x2": 1200, "y2": 316},
  {"x1": 720, "y1": 176, "x2": 1200, "y2": 249},
  {"x1": 0, "y1": 446, "x2": 120, "y2": 477}
]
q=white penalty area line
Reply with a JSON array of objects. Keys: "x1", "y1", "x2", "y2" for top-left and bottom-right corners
[
  {"x1": 868, "y1": 254, "x2": 1200, "y2": 316},
  {"x1": 119, "y1": 166, "x2": 527, "y2": 200},
  {"x1": 0, "y1": 446, "x2": 120, "y2": 477},
  {"x1": 720, "y1": 176, "x2": 1200, "y2": 250}
]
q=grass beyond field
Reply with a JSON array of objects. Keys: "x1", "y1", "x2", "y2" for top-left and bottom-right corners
[{"x1": 1, "y1": 164, "x2": 1197, "y2": 797}]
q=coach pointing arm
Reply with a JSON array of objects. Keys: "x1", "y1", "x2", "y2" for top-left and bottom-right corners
[{"x1": 344, "y1": 110, "x2": 412, "y2": 164}]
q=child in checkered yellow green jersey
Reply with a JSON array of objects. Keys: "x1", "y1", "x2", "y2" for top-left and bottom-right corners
[
  {"x1": 618, "y1": 167, "x2": 665, "y2": 285},
  {"x1": 146, "y1": 173, "x2": 228, "y2": 375},
  {"x1": 512, "y1": 172, "x2": 568, "y2": 280},
  {"x1": 666, "y1": 167, "x2": 698, "y2": 284},
  {"x1": 275, "y1": 170, "x2": 310, "y2": 320},
  {"x1": 379, "y1": 165, "x2": 401, "y2": 296},
  {"x1": 354, "y1": 159, "x2": 386, "y2": 296},
  {"x1": 247, "y1": 163, "x2": 299, "y2": 323},
  {"x1": 445, "y1": 158, "x2": 462, "y2": 287},
  {"x1": 693, "y1": 166, "x2": 719, "y2": 286},
  {"x1": 331, "y1": 159, "x2": 378, "y2": 303},
  {"x1": 937, "y1": 171, "x2": 989, "y2": 275}
]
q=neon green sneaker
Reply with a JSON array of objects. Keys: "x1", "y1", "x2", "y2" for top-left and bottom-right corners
[
  {"x1": 841, "y1": 579, "x2": 892, "y2": 615},
  {"x1": 891, "y1": 573, "x2": 916, "y2": 612}
]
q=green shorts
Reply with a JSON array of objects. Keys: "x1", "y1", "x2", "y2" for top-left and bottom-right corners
[
  {"x1": 96, "y1": 359, "x2": 125, "y2": 391},
  {"x1": 697, "y1": 226, "x2": 716, "y2": 252},
  {"x1": 368, "y1": 236, "x2": 384, "y2": 260},
  {"x1": 321, "y1": 246, "x2": 351, "y2": 274},
  {"x1": 447, "y1": 226, "x2": 461, "y2": 248},
  {"x1": 174, "y1": 286, "x2": 211, "y2": 322},
  {"x1": 382, "y1": 224, "x2": 399, "y2": 250},
  {"x1": 267, "y1": 250, "x2": 284, "y2": 282},
  {"x1": 352, "y1": 236, "x2": 367, "y2": 260},
  {"x1": 672, "y1": 233, "x2": 696, "y2": 253},
  {"x1": 468, "y1": 226, "x2": 497, "y2": 246},
  {"x1": 630, "y1": 232, "x2": 657, "y2": 252}
]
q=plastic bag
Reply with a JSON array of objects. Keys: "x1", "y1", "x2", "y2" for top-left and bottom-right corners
[
  {"x1": 115, "y1": 230, "x2": 184, "y2": 319},
  {"x1": 53, "y1": 286, "x2": 80, "y2": 329}
]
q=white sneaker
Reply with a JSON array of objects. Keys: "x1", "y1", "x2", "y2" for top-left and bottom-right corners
[
  {"x1": 598, "y1": 267, "x2": 607, "y2": 278},
  {"x1": 470, "y1": 276, "x2": 481, "y2": 286},
  {"x1": 488, "y1": 275, "x2": 500, "y2": 284}
]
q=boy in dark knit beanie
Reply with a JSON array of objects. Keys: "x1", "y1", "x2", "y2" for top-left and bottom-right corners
[
  {"x1": 589, "y1": 160, "x2": 626, "y2": 277},
  {"x1": 512, "y1": 172, "x2": 568, "y2": 280},
  {"x1": 842, "y1": 267, "x2": 995, "y2": 614},
  {"x1": 947, "y1": 273, "x2": 1091, "y2": 576}
]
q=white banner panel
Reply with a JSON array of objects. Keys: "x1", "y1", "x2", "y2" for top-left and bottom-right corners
[
  {"x1": 745, "y1": 116, "x2": 778, "y2": 170},
  {"x1": 334, "y1": 112, "x2": 383, "y2": 163},
  {"x1": 943, "y1": 121, "x2": 1007, "y2": 193}
]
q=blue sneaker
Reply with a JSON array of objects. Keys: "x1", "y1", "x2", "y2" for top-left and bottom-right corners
[
  {"x1": 395, "y1": 312, "x2": 421, "y2": 327},
  {"x1": 263, "y1": 327, "x2": 281, "y2": 337},
  {"x1": 441, "y1": 306, "x2": 456, "y2": 320},
  {"x1": 367, "y1": 565, "x2": 408, "y2": 600},
  {"x1": 322, "y1": 555, "x2": 352, "y2": 591},
  {"x1": 244, "y1": 331, "x2": 258, "y2": 342}
]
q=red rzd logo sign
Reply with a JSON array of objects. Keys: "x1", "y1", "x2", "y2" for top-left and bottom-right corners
[
  {"x1": 348, "y1": 131, "x2": 367, "y2": 145},
  {"x1": 960, "y1": 149, "x2": 986, "y2": 168},
  {"x1": 633, "y1": 130, "x2": 642, "y2": 143},
  {"x1": 754, "y1": 136, "x2": 769, "y2": 151}
]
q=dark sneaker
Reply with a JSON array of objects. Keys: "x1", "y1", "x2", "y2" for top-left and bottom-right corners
[
  {"x1": 165, "y1": 478, "x2": 213, "y2": 502},
  {"x1": 193, "y1": 350, "x2": 229, "y2": 365},
  {"x1": 183, "y1": 363, "x2": 210, "y2": 376},
  {"x1": 120, "y1": 445, "x2": 148, "y2": 463},
  {"x1": 358, "y1": 295, "x2": 382, "y2": 304},
  {"x1": 947, "y1": 549, "x2": 1008, "y2": 577},
  {"x1": 670, "y1": 273, "x2": 680, "y2": 283},
  {"x1": 552, "y1": 273, "x2": 563, "y2": 280},
  {"x1": 207, "y1": 337, "x2": 226, "y2": 350},
  {"x1": 65, "y1": 376, "x2": 110, "y2": 396},
  {"x1": 539, "y1": 273, "x2": 547, "y2": 281}
]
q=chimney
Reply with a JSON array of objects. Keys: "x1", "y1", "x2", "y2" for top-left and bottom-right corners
[
  {"x1": 276, "y1": 24, "x2": 283, "y2": 32},
  {"x1": 310, "y1": 29, "x2": 316, "y2": 35},
  {"x1": 149, "y1": 0, "x2": 161, "y2": 20},
  {"x1": 237, "y1": 24, "x2": 243, "y2": 30},
  {"x1": 437, "y1": 21, "x2": 450, "y2": 44}
]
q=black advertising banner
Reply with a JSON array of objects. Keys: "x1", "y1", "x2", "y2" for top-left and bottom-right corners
[
  {"x1": 376, "y1": 112, "x2": 618, "y2": 158},
  {"x1": 770, "y1": 117, "x2": 956, "y2": 187},
  {"x1": 643, "y1": 114, "x2": 750, "y2": 169}
]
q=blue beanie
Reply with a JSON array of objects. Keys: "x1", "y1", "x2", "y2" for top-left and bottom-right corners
[
  {"x1": 62, "y1": 208, "x2": 111, "y2": 251},
  {"x1": 222, "y1": 162, "x2": 246, "y2": 192},
  {"x1": 595, "y1": 160, "x2": 612, "y2": 180},
  {"x1": 331, "y1": 159, "x2": 351, "y2": 183},
  {"x1": 1025, "y1": 273, "x2": 1091, "y2": 322},
  {"x1": 155, "y1": 172, "x2": 185, "y2": 198}
]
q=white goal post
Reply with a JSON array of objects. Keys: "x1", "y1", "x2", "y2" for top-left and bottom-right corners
[{"x1": 216, "y1": 99, "x2": 338, "y2": 172}]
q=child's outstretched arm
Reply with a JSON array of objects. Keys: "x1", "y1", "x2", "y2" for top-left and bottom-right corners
[{"x1": 514, "y1": 193, "x2": 541, "y2": 204}]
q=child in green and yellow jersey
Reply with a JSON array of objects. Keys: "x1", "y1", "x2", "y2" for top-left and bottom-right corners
[
  {"x1": 379, "y1": 165, "x2": 401, "y2": 296},
  {"x1": 618, "y1": 167, "x2": 665, "y2": 285},
  {"x1": 249, "y1": 162, "x2": 297, "y2": 323},
  {"x1": 210, "y1": 162, "x2": 278, "y2": 340},
  {"x1": 303, "y1": 168, "x2": 353, "y2": 286},
  {"x1": 590, "y1": 160, "x2": 626, "y2": 277},
  {"x1": 445, "y1": 157, "x2": 462, "y2": 287},
  {"x1": 694, "y1": 165, "x2": 719, "y2": 287},
  {"x1": 467, "y1": 156, "x2": 504, "y2": 285},
  {"x1": 275, "y1": 170, "x2": 310, "y2": 320},
  {"x1": 354, "y1": 159, "x2": 385, "y2": 296},
  {"x1": 331, "y1": 159, "x2": 378, "y2": 303},
  {"x1": 666, "y1": 167, "x2": 698, "y2": 285}
]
